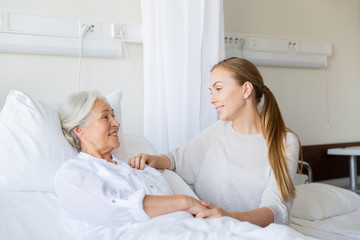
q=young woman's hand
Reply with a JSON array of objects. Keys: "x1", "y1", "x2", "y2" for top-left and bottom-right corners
[
  {"x1": 128, "y1": 154, "x2": 171, "y2": 170},
  {"x1": 128, "y1": 153, "x2": 156, "y2": 170},
  {"x1": 195, "y1": 200, "x2": 231, "y2": 219}
]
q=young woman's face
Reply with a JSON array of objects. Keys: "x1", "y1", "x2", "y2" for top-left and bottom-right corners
[
  {"x1": 78, "y1": 99, "x2": 120, "y2": 154},
  {"x1": 209, "y1": 67, "x2": 245, "y2": 121}
]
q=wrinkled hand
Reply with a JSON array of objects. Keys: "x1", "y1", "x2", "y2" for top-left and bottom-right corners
[
  {"x1": 195, "y1": 200, "x2": 230, "y2": 219},
  {"x1": 128, "y1": 153, "x2": 156, "y2": 170}
]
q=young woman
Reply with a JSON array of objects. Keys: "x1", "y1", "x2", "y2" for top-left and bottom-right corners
[
  {"x1": 129, "y1": 57, "x2": 301, "y2": 227},
  {"x1": 55, "y1": 91, "x2": 206, "y2": 238}
]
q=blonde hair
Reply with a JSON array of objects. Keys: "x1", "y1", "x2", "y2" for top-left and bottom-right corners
[
  {"x1": 212, "y1": 57, "x2": 301, "y2": 202},
  {"x1": 59, "y1": 91, "x2": 101, "y2": 151}
]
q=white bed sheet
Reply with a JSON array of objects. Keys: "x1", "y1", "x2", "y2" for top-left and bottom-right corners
[
  {"x1": 0, "y1": 190, "x2": 70, "y2": 240},
  {"x1": 291, "y1": 205, "x2": 360, "y2": 240},
  {"x1": 0, "y1": 189, "x2": 314, "y2": 240}
]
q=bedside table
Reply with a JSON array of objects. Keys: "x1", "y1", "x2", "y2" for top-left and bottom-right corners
[{"x1": 327, "y1": 146, "x2": 360, "y2": 193}]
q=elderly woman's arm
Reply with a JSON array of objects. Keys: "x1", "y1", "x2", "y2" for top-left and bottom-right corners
[
  {"x1": 55, "y1": 159, "x2": 205, "y2": 226},
  {"x1": 143, "y1": 195, "x2": 206, "y2": 217}
]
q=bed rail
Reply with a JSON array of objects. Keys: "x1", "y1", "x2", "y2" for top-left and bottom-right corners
[{"x1": 299, "y1": 161, "x2": 313, "y2": 183}]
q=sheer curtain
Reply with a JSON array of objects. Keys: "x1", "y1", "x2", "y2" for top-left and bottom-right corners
[{"x1": 142, "y1": 0, "x2": 225, "y2": 153}]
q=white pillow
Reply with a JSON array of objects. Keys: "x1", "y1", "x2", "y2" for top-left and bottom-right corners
[
  {"x1": 0, "y1": 90, "x2": 127, "y2": 192},
  {"x1": 161, "y1": 169, "x2": 200, "y2": 200},
  {"x1": 124, "y1": 134, "x2": 157, "y2": 157},
  {"x1": 291, "y1": 183, "x2": 360, "y2": 220},
  {"x1": 0, "y1": 90, "x2": 76, "y2": 191}
]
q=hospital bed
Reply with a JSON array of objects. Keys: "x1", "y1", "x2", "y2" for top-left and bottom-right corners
[
  {"x1": 0, "y1": 90, "x2": 358, "y2": 240},
  {"x1": 291, "y1": 163, "x2": 360, "y2": 240}
]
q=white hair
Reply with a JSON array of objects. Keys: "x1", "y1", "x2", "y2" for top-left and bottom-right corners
[{"x1": 59, "y1": 90, "x2": 103, "y2": 151}]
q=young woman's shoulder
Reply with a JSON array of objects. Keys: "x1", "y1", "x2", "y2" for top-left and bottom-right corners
[
  {"x1": 286, "y1": 131, "x2": 300, "y2": 146},
  {"x1": 285, "y1": 130, "x2": 300, "y2": 162}
]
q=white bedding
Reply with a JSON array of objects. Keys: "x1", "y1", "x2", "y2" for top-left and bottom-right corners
[
  {"x1": 291, "y1": 208, "x2": 360, "y2": 240},
  {"x1": 92, "y1": 214, "x2": 313, "y2": 240},
  {"x1": 0, "y1": 191, "x2": 69, "y2": 240},
  {"x1": 0, "y1": 133, "x2": 314, "y2": 240},
  {"x1": 0, "y1": 190, "x2": 314, "y2": 240},
  {"x1": 290, "y1": 183, "x2": 360, "y2": 240}
]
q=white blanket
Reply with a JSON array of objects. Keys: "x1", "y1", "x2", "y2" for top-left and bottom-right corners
[
  {"x1": 87, "y1": 213, "x2": 315, "y2": 240},
  {"x1": 0, "y1": 190, "x2": 315, "y2": 240}
]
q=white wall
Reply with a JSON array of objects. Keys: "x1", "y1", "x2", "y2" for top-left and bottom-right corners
[
  {"x1": 224, "y1": 0, "x2": 360, "y2": 145},
  {"x1": 0, "y1": 0, "x2": 144, "y2": 135},
  {"x1": 1, "y1": 0, "x2": 360, "y2": 146}
]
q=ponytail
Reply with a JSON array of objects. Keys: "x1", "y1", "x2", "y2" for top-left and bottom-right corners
[{"x1": 261, "y1": 87, "x2": 296, "y2": 202}]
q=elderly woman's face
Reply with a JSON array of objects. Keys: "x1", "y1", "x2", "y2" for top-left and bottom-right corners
[{"x1": 79, "y1": 99, "x2": 120, "y2": 154}]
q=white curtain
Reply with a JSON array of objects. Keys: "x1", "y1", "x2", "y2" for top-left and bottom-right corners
[{"x1": 142, "y1": 0, "x2": 225, "y2": 153}]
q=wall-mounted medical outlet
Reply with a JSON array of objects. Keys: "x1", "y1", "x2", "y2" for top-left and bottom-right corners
[
  {"x1": 225, "y1": 33, "x2": 247, "y2": 49},
  {"x1": 225, "y1": 32, "x2": 332, "y2": 68},
  {"x1": 79, "y1": 20, "x2": 98, "y2": 38},
  {"x1": 0, "y1": 11, "x2": 121, "y2": 57},
  {"x1": 288, "y1": 40, "x2": 299, "y2": 52}
]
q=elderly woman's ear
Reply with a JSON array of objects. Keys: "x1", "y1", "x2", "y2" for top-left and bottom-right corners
[{"x1": 72, "y1": 126, "x2": 83, "y2": 138}]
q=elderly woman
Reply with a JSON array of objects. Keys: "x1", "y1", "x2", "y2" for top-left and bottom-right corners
[{"x1": 55, "y1": 91, "x2": 205, "y2": 238}]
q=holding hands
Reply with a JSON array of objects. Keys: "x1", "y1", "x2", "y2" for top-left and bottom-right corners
[
  {"x1": 128, "y1": 153, "x2": 230, "y2": 219},
  {"x1": 196, "y1": 201, "x2": 231, "y2": 219}
]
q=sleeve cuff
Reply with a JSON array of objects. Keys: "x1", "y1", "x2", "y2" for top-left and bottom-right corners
[
  {"x1": 163, "y1": 153, "x2": 176, "y2": 170},
  {"x1": 128, "y1": 189, "x2": 150, "y2": 222},
  {"x1": 259, "y1": 203, "x2": 290, "y2": 225},
  {"x1": 110, "y1": 189, "x2": 150, "y2": 222}
]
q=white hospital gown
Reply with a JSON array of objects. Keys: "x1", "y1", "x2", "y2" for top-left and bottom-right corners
[{"x1": 54, "y1": 152, "x2": 191, "y2": 239}]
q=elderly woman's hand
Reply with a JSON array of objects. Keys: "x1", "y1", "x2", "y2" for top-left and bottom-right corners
[{"x1": 185, "y1": 196, "x2": 209, "y2": 216}]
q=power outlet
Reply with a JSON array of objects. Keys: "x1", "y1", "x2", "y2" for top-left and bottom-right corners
[
  {"x1": 113, "y1": 23, "x2": 125, "y2": 39},
  {"x1": 288, "y1": 40, "x2": 299, "y2": 52},
  {"x1": 79, "y1": 21, "x2": 98, "y2": 38}
]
